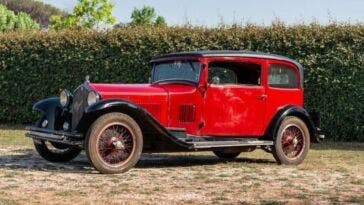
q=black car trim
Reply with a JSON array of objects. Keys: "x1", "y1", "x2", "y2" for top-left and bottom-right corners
[
  {"x1": 32, "y1": 97, "x2": 61, "y2": 130},
  {"x1": 25, "y1": 126, "x2": 83, "y2": 146},
  {"x1": 80, "y1": 99, "x2": 193, "y2": 148},
  {"x1": 265, "y1": 105, "x2": 322, "y2": 143}
]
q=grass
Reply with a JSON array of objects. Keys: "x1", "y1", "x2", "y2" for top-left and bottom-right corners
[
  {"x1": 0, "y1": 198, "x2": 16, "y2": 205},
  {"x1": 0, "y1": 124, "x2": 32, "y2": 147},
  {"x1": 260, "y1": 200, "x2": 285, "y2": 205},
  {"x1": 0, "y1": 124, "x2": 363, "y2": 205}
]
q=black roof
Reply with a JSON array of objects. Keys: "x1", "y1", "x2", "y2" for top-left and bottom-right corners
[{"x1": 151, "y1": 50, "x2": 302, "y2": 69}]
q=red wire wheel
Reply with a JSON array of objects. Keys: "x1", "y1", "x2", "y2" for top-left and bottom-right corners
[
  {"x1": 281, "y1": 125, "x2": 305, "y2": 159},
  {"x1": 273, "y1": 116, "x2": 310, "y2": 165},
  {"x1": 86, "y1": 113, "x2": 143, "y2": 174},
  {"x1": 96, "y1": 123, "x2": 134, "y2": 166}
]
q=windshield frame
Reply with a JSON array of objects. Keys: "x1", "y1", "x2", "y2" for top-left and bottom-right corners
[{"x1": 151, "y1": 60, "x2": 202, "y2": 86}]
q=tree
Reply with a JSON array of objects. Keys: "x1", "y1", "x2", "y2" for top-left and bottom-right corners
[
  {"x1": 0, "y1": 0, "x2": 67, "y2": 27},
  {"x1": 130, "y1": 6, "x2": 166, "y2": 26},
  {"x1": 0, "y1": 4, "x2": 39, "y2": 32},
  {"x1": 50, "y1": 0, "x2": 116, "y2": 30}
]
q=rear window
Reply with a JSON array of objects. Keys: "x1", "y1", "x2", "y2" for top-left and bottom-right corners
[{"x1": 269, "y1": 64, "x2": 298, "y2": 88}]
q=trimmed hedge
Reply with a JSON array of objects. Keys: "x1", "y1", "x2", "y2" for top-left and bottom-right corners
[{"x1": 0, "y1": 24, "x2": 363, "y2": 141}]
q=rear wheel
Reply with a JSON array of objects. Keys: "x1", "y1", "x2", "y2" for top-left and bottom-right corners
[
  {"x1": 213, "y1": 151, "x2": 241, "y2": 159},
  {"x1": 272, "y1": 116, "x2": 310, "y2": 165},
  {"x1": 33, "y1": 117, "x2": 81, "y2": 162},
  {"x1": 85, "y1": 112, "x2": 143, "y2": 174}
]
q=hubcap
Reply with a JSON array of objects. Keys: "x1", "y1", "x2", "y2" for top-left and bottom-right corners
[
  {"x1": 281, "y1": 124, "x2": 305, "y2": 159},
  {"x1": 97, "y1": 123, "x2": 134, "y2": 165}
]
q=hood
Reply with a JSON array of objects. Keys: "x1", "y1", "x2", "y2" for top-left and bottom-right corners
[
  {"x1": 88, "y1": 83, "x2": 168, "y2": 105},
  {"x1": 88, "y1": 83, "x2": 168, "y2": 100},
  {"x1": 88, "y1": 83, "x2": 169, "y2": 124}
]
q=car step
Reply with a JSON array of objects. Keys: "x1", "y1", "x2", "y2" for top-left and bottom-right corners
[{"x1": 189, "y1": 139, "x2": 273, "y2": 149}]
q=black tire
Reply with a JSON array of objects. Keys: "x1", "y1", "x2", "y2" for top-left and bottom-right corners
[
  {"x1": 272, "y1": 116, "x2": 310, "y2": 165},
  {"x1": 213, "y1": 151, "x2": 241, "y2": 159},
  {"x1": 33, "y1": 116, "x2": 81, "y2": 162},
  {"x1": 85, "y1": 112, "x2": 143, "y2": 174},
  {"x1": 34, "y1": 141, "x2": 82, "y2": 162}
]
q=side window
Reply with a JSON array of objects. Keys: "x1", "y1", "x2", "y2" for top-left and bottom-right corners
[
  {"x1": 269, "y1": 64, "x2": 298, "y2": 88},
  {"x1": 208, "y1": 67, "x2": 236, "y2": 84},
  {"x1": 208, "y1": 62, "x2": 261, "y2": 85}
]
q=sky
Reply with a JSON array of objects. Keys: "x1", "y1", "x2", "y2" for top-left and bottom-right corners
[{"x1": 41, "y1": 0, "x2": 364, "y2": 26}]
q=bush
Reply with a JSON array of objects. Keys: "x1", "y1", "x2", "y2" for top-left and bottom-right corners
[
  {"x1": 0, "y1": 0, "x2": 67, "y2": 27},
  {"x1": 0, "y1": 4, "x2": 39, "y2": 32},
  {"x1": 0, "y1": 24, "x2": 362, "y2": 141}
]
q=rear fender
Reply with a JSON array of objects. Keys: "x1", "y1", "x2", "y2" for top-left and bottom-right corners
[
  {"x1": 265, "y1": 105, "x2": 320, "y2": 143},
  {"x1": 32, "y1": 97, "x2": 61, "y2": 130}
]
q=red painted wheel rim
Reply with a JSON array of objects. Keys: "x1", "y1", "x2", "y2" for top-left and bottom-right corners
[
  {"x1": 97, "y1": 123, "x2": 134, "y2": 166},
  {"x1": 281, "y1": 124, "x2": 305, "y2": 159}
]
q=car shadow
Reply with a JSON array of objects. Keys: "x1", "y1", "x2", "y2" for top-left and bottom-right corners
[
  {"x1": 137, "y1": 153, "x2": 275, "y2": 168},
  {"x1": 0, "y1": 149, "x2": 275, "y2": 174}
]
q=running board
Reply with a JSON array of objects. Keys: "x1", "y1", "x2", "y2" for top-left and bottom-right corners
[{"x1": 188, "y1": 139, "x2": 273, "y2": 149}]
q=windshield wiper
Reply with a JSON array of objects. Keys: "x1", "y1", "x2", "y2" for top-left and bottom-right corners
[{"x1": 152, "y1": 79, "x2": 197, "y2": 85}]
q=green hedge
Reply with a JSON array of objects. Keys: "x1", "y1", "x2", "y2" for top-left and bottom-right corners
[{"x1": 0, "y1": 24, "x2": 363, "y2": 141}]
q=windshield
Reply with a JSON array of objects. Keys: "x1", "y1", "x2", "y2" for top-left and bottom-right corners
[{"x1": 152, "y1": 61, "x2": 202, "y2": 84}]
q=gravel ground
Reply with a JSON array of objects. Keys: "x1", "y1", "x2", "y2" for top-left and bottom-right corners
[{"x1": 0, "y1": 126, "x2": 363, "y2": 205}]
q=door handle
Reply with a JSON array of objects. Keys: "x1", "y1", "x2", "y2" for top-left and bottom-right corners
[{"x1": 258, "y1": 94, "x2": 267, "y2": 100}]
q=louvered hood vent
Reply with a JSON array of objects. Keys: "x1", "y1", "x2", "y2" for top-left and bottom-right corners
[{"x1": 179, "y1": 104, "x2": 196, "y2": 123}]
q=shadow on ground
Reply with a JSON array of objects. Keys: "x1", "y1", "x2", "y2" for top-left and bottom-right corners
[{"x1": 0, "y1": 148, "x2": 275, "y2": 173}]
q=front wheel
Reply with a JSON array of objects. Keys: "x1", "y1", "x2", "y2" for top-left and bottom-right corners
[
  {"x1": 272, "y1": 116, "x2": 310, "y2": 165},
  {"x1": 85, "y1": 112, "x2": 143, "y2": 174},
  {"x1": 33, "y1": 116, "x2": 81, "y2": 162},
  {"x1": 34, "y1": 140, "x2": 82, "y2": 162}
]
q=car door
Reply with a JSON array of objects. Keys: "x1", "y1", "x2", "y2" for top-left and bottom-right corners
[{"x1": 202, "y1": 60, "x2": 266, "y2": 136}]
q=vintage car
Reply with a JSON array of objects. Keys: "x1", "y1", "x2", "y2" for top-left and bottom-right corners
[{"x1": 26, "y1": 50, "x2": 324, "y2": 174}]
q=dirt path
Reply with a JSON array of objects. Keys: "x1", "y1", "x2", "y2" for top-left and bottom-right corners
[{"x1": 0, "y1": 143, "x2": 363, "y2": 205}]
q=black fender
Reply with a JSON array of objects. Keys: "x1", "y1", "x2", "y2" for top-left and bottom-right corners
[
  {"x1": 32, "y1": 97, "x2": 61, "y2": 130},
  {"x1": 265, "y1": 105, "x2": 320, "y2": 143},
  {"x1": 78, "y1": 99, "x2": 191, "y2": 150}
]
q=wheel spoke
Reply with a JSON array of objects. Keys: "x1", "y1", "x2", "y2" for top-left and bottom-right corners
[
  {"x1": 97, "y1": 123, "x2": 134, "y2": 165},
  {"x1": 281, "y1": 125, "x2": 305, "y2": 159}
]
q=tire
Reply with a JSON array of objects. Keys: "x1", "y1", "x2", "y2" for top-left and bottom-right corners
[
  {"x1": 33, "y1": 117, "x2": 81, "y2": 163},
  {"x1": 213, "y1": 151, "x2": 241, "y2": 159},
  {"x1": 85, "y1": 112, "x2": 143, "y2": 174},
  {"x1": 34, "y1": 141, "x2": 82, "y2": 162},
  {"x1": 272, "y1": 116, "x2": 310, "y2": 165}
]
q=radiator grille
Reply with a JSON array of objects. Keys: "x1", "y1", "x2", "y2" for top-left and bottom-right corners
[
  {"x1": 71, "y1": 85, "x2": 89, "y2": 130},
  {"x1": 179, "y1": 104, "x2": 195, "y2": 123}
]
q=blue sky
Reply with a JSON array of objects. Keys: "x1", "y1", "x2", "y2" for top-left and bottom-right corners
[{"x1": 42, "y1": 0, "x2": 364, "y2": 26}]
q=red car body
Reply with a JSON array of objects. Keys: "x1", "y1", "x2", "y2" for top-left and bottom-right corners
[
  {"x1": 89, "y1": 53, "x2": 303, "y2": 137},
  {"x1": 26, "y1": 51, "x2": 324, "y2": 174}
]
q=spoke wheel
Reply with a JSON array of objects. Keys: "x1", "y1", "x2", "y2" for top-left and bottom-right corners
[
  {"x1": 272, "y1": 116, "x2": 310, "y2": 165},
  {"x1": 86, "y1": 112, "x2": 143, "y2": 174},
  {"x1": 281, "y1": 125, "x2": 305, "y2": 159},
  {"x1": 97, "y1": 123, "x2": 134, "y2": 166}
]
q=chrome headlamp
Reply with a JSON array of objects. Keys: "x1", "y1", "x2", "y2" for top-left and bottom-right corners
[
  {"x1": 60, "y1": 89, "x2": 72, "y2": 107},
  {"x1": 87, "y1": 91, "x2": 100, "y2": 106}
]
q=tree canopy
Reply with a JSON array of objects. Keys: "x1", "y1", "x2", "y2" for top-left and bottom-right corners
[
  {"x1": 0, "y1": 0, "x2": 67, "y2": 27},
  {"x1": 130, "y1": 6, "x2": 166, "y2": 26},
  {"x1": 50, "y1": 0, "x2": 116, "y2": 30},
  {"x1": 0, "y1": 4, "x2": 39, "y2": 32}
]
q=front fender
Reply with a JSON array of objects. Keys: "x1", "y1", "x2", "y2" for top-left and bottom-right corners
[
  {"x1": 265, "y1": 105, "x2": 321, "y2": 143},
  {"x1": 77, "y1": 99, "x2": 190, "y2": 150},
  {"x1": 32, "y1": 97, "x2": 61, "y2": 129}
]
